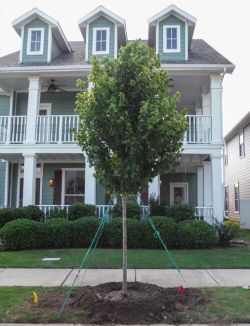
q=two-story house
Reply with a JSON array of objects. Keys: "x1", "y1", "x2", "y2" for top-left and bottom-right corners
[
  {"x1": 0, "y1": 5, "x2": 234, "y2": 222},
  {"x1": 224, "y1": 111, "x2": 250, "y2": 226}
]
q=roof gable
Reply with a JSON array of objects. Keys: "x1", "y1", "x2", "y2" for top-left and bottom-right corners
[
  {"x1": 12, "y1": 7, "x2": 71, "y2": 53},
  {"x1": 78, "y1": 6, "x2": 127, "y2": 46}
]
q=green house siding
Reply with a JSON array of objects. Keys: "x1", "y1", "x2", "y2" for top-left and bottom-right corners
[
  {"x1": 10, "y1": 163, "x2": 18, "y2": 208},
  {"x1": 22, "y1": 18, "x2": 49, "y2": 63},
  {"x1": 88, "y1": 16, "x2": 115, "y2": 61},
  {"x1": 0, "y1": 161, "x2": 6, "y2": 205},
  {"x1": 158, "y1": 15, "x2": 186, "y2": 61},
  {"x1": 42, "y1": 163, "x2": 84, "y2": 205},
  {"x1": 51, "y1": 36, "x2": 62, "y2": 60},
  {"x1": 96, "y1": 182, "x2": 106, "y2": 205},
  {"x1": 0, "y1": 96, "x2": 10, "y2": 116},
  {"x1": 41, "y1": 92, "x2": 77, "y2": 115},
  {"x1": 15, "y1": 92, "x2": 77, "y2": 116},
  {"x1": 160, "y1": 172, "x2": 197, "y2": 206},
  {"x1": 15, "y1": 93, "x2": 28, "y2": 115}
]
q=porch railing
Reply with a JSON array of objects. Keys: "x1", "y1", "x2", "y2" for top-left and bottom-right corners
[
  {"x1": 195, "y1": 206, "x2": 214, "y2": 224},
  {"x1": 36, "y1": 115, "x2": 79, "y2": 143},
  {"x1": 184, "y1": 115, "x2": 212, "y2": 144},
  {"x1": 0, "y1": 114, "x2": 212, "y2": 145},
  {"x1": 38, "y1": 205, "x2": 70, "y2": 218},
  {"x1": 0, "y1": 116, "x2": 27, "y2": 143}
]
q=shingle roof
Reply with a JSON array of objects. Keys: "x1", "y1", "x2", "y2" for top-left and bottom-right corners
[{"x1": 0, "y1": 39, "x2": 233, "y2": 68}]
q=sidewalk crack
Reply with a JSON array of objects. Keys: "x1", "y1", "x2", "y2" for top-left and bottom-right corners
[{"x1": 205, "y1": 269, "x2": 221, "y2": 287}]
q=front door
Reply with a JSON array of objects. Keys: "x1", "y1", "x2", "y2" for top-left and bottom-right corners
[{"x1": 170, "y1": 182, "x2": 188, "y2": 205}]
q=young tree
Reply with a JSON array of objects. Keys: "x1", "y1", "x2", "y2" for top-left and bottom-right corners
[{"x1": 75, "y1": 41, "x2": 188, "y2": 294}]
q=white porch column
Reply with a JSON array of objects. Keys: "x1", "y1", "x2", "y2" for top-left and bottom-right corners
[
  {"x1": 210, "y1": 75, "x2": 222, "y2": 144},
  {"x1": 211, "y1": 154, "x2": 224, "y2": 223},
  {"x1": 148, "y1": 175, "x2": 160, "y2": 200},
  {"x1": 84, "y1": 156, "x2": 96, "y2": 205},
  {"x1": 197, "y1": 167, "x2": 204, "y2": 206},
  {"x1": 201, "y1": 90, "x2": 211, "y2": 115},
  {"x1": 26, "y1": 76, "x2": 41, "y2": 144},
  {"x1": 203, "y1": 160, "x2": 212, "y2": 208},
  {"x1": 23, "y1": 153, "x2": 37, "y2": 206},
  {"x1": 3, "y1": 160, "x2": 9, "y2": 207}
]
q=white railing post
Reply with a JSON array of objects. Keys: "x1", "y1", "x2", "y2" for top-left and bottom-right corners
[{"x1": 6, "y1": 116, "x2": 11, "y2": 144}]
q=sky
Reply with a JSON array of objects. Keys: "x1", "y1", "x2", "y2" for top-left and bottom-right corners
[{"x1": 0, "y1": 0, "x2": 249, "y2": 135}]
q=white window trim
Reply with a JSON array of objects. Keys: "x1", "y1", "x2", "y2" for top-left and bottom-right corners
[
  {"x1": 239, "y1": 130, "x2": 245, "y2": 158},
  {"x1": 234, "y1": 182, "x2": 240, "y2": 213},
  {"x1": 61, "y1": 168, "x2": 85, "y2": 205},
  {"x1": 92, "y1": 27, "x2": 110, "y2": 55},
  {"x1": 170, "y1": 182, "x2": 188, "y2": 205},
  {"x1": 27, "y1": 27, "x2": 45, "y2": 55},
  {"x1": 163, "y1": 25, "x2": 181, "y2": 53}
]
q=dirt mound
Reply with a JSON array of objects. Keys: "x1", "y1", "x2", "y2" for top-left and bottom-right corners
[{"x1": 40, "y1": 282, "x2": 209, "y2": 324}]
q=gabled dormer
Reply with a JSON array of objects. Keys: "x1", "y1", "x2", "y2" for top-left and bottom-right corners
[
  {"x1": 12, "y1": 8, "x2": 71, "y2": 64},
  {"x1": 148, "y1": 5, "x2": 197, "y2": 61},
  {"x1": 78, "y1": 6, "x2": 127, "y2": 62}
]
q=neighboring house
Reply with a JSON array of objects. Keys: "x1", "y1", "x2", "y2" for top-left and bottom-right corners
[
  {"x1": 0, "y1": 5, "x2": 234, "y2": 222},
  {"x1": 224, "y1": 112, "x2": 250, "y2": 223}
]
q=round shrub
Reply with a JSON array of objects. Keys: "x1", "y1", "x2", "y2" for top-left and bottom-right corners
[
  {"x1": 113, "y1": 202, "x2": 141, "y2": 219},
  {"x1": 127, "y1": 218, "x2": 143, "y2": 248},
  {"x1": 177, "y1": 220, "x2": 217, "y2": 249},
  {"x1": 0, "y1": 208, "x2": 17, "y2": 228},
  {"x1": 68, "y1": 203, "x2": 96, "y2": 220},
  {"x1": 216, "y1": 220, "x2": 240, "y2": 246},
  {"x1": 166, "y1": 204, "x2": 195, "y2": 222},
  {"x1": 104, "y1": 218, "x2": 122, "y2": 248},
  {"x1": 47, "y1": 208, "x2": 67, "y2": 219},
  {"x1": 0, "y1": 219, "x2": 42, "y2": 250},
  {"x1": 21, "y1": 205, "x2": 43, "y2": 221},
  {"x1": 70, "y1": 217, "x2": 101, "y2": 247},
  {"x1": 42, "y1": 218, "x2": 71, "y2": 248},
  {"x1": 141, "y1": 216, "x2": 177, "y2": 249}
]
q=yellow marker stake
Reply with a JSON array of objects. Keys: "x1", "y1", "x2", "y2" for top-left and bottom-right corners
[{"x1": 32, "y1": 291, "x2": 38, "y2": 304}]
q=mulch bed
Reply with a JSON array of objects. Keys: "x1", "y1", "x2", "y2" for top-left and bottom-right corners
[{"x1": 38, "y1": 282, "x2": 209, "y2": 324}]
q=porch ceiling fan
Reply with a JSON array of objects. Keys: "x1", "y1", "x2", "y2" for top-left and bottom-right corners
[{"x1": 45, "y1": 79, "x2": 66, "y2": 92}]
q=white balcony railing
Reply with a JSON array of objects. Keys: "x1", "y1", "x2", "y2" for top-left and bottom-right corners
[
  {"x1": 195, "y1": 206, "x2": 214, "y2": 224},
  {"x1": 184, "y1": 115, "x2": 212, "y2": 144},
  {"x1": 36, "y1": 115, "x2": 79, "y2": 143},
  {"x1": 0, "y1": 116, "x2": 27, "y2": 143},
  {"x1": 0, "y1": 114, "x2": 212, "y2": 145}
]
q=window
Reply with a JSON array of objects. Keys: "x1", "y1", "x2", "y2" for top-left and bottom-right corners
[
  {"x1": 234, "y1": 182, "x2": 240, "y2": 213},
  {"x1": 63, "y1": 169, "x2": 85, "y2": 205},
  {"x1": 27, "y1": 28, "x2": 44, "y2": 55},
  {"x1": 224, "y1": 185, "x2": 229, "y2": 216},
  {"x1": 170, "y1": 182, "x2": 188, "y2": 205},
  {"x1": 93, "y1": 28, "x2": 110, "y2": 54},
  {"x1": 163, "y1": 25, "x2": 180, "y2": 53},
  {"x1": 239, "y1": 131, "x2": 245, "y2": 157}
]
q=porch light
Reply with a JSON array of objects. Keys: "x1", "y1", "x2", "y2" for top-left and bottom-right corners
[{"x1": 48, "y1": 178, "x2": 55, "y2": 187}]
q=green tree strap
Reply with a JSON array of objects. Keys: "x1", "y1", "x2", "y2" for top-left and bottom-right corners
[{"x1": 57, "y1": 200, "x2": 113, "y2": 319}]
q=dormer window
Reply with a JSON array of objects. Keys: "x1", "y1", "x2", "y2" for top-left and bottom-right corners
[
  {"x1": 27, "y1": 28, "x2": 44, "y2": 55},
  {"x1": 93, "y1": 27, "x2": 110, "y2": 54},
  {"x1": 163, "y1": 25, "x2": 180, "y2": 53}
]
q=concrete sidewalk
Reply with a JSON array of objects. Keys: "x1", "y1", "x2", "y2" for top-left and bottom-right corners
[{"x1": 0, "y1": 268, "x2": 250, "y2": 287}]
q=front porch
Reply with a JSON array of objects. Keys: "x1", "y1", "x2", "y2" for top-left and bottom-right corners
[{"x1": 0, "y1": 153, "x2": 222, "y2": 223}]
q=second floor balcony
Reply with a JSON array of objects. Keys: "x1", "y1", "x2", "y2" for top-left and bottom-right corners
[{"x1": 0, "y1": 114, "x2": 212, "y2": 146}]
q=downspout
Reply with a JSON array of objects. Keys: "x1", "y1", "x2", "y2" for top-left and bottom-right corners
[{"x1": 222, "y1": 65, "x2": 227, "y2": 218}]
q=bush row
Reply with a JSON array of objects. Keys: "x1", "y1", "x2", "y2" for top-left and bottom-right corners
[{"x1": 0, "y1": 216, "x2": 217, "y2": 250}]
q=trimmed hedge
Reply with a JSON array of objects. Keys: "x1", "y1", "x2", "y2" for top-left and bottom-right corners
[
  {"x1": 166, "y1": 204, "x2": 195, "y2": 222},
  {"x1": 68, "y1": 203, "x2": 96, "y2": 220},
  {"x1": 177, "y1": 220, "x2": 217, "y2": 249},
  {"x1": 0, "y1": 216, "x2": 217, "y2": 250},
  {"x1": 141, "y1": 216, "x2": 178, "y2": 249},
  {"x1": 112, "y1": 202, "x2": 141, "y2": 219},
  {"x1": 0, "y1": 205, "x2": 42, "y2": 228},
  {"x1": 0, "y1": 219, "x2": 42, "y2": 250},
  {"x1": 47, "y1": 208, "x2": 67, "y2": 219}
]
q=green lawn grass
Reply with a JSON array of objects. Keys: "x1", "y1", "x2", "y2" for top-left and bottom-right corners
[
  {"x1": 1, "y1": 286, "x2": 250, "y2": 323},
  {"x1": 1, "y1": 247, "x2": 250, "y2": 269}
]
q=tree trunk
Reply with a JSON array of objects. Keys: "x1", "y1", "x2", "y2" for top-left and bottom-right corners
[{"x1": 122, "y1": 194, "x2": 127, "y2": 295}]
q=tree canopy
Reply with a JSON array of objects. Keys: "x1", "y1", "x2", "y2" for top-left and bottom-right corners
[{"x1": 75, "y1": 41, "x2": 188, "y2": 195}]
